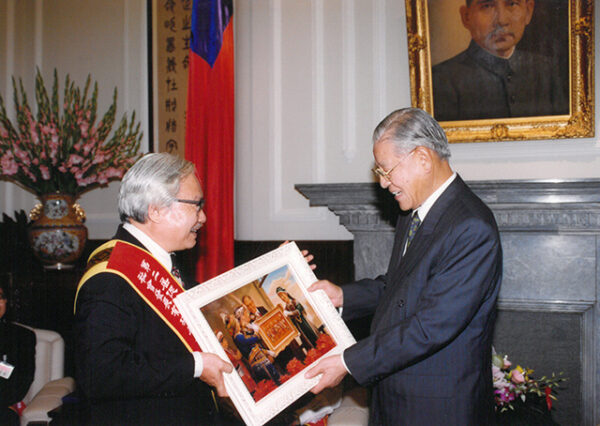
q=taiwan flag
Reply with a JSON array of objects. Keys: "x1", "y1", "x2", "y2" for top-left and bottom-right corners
[{"x1": 185, "y1": 0, "x2": 234, "y2": 282}]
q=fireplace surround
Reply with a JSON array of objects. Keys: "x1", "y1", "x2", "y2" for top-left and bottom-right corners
[{"x1": 296, "y1": 179, "x2": 600, "y2": 425}]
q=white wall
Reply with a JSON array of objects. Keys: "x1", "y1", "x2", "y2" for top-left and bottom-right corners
[
  {"x1": 0, "y1": 0, "x2": 149, "y2": 238},
  {"x1": 234, "y1": 0, "x2": 600, "y2": 241},
  {"x1": 1, "y1": 0, "x2": 599, "y2": 241}
]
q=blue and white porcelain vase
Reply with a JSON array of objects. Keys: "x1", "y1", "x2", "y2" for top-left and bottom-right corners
[{"x1": 27, "y1": 193, "x2": 87, "y2": 269}]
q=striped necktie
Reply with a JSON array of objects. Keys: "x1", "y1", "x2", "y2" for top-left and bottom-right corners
[
  {"x1": 406, "y1": 212, "x2": 421, "y2": 249},
  {"x1": 170, "y1": 253, "x2": 183, "y2": 287}
]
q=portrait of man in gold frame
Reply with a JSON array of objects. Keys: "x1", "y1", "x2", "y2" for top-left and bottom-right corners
[{"x1": 405, "y1": 0, "x2": 594, "y2": 142}]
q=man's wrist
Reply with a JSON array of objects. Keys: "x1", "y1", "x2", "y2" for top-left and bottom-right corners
[
  {"x1": 340, "y1": 350, "x2": 351, "y2": 374},
  {"x1": 193, "y1": 352, "x2": 204, "y2": 377}
]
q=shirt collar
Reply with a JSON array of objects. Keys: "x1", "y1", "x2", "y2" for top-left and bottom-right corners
[
  {"x1": 122, "y1": 222, "x2": 172, "y2": 272},
  {"x1": 414, "y1": 172, "x2": 457, "y2": 222}
]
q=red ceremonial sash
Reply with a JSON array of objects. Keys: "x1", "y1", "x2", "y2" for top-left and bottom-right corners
[{"x1": 75, "y1": 240, "x2": 201, "y2": 352}]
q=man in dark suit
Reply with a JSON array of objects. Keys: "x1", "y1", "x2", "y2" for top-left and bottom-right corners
[
  {"x1": 73, "y1": 153, "x2": 235, "y2": 425},
  {"x1": 307, "y1": 108, "x2": 502, "y2": 425},
  {"x1": 0, "y1": 283, "x2": 36, "y2": 425},
  {"x1": 242, "y1": 295, "x2": 268, "y2": 322}
]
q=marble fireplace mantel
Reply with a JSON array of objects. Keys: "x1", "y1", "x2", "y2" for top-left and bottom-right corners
[{"x1": 296, "y1": 179, "x2": 600, "y2": 425}]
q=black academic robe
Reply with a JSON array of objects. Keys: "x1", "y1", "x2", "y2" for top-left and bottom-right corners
[{"x1": 73, "y1": 226, "x2": 217, "y2": 425}]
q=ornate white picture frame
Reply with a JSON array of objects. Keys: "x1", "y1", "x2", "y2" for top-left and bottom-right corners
[{"x1": 174, "y1": 242, "x2": 356, "y2": 426}]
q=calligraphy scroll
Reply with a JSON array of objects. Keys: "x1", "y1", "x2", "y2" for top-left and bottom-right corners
[{"x1": 152, "y1": 0, "x2": 191, "y2": 154}]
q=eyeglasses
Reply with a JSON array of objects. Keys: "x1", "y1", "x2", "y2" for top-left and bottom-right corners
[
  {"x1": 372, "y1": 149, "x2": 416, "y2": 182},
  {"x1": 175, "y1": 198, "x2": 205, "y2": 212}
]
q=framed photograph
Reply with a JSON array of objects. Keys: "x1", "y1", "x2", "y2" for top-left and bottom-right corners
[
  {"x1": 174, "y1": 242, "x2": 356, "y2": 426},
  {"x1": 405, "y1": 0, "x2": 594, "y2": 142}
]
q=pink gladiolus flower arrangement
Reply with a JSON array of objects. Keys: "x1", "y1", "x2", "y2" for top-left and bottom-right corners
[
  {"x1": 0, "y1": 69, "x2": 141, "y2": 196},
  {"x1": 492, "y1": 351, "x2": 565, "y2": 414}
]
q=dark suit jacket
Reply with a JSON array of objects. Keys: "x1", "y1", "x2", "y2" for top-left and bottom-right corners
[
  {"x1": 73, "y1": 226, "x2": 216, "y2": 425},
  {"x1": 342, "y1": 175, "x2": 502, "y2": 425},
  {"x1": 0, "y1": 320, "x2": 35, "y2": 424}
]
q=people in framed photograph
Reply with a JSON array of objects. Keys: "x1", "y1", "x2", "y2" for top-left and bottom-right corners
[
  {"x1": 276, "y1": 287, "x2": 320, "y2": 349},
  {"x1": 430, "y1": 0, "x2": 569, "y2": 121},
  {"x1": 242, "y1": 295, "x2": 268, "y2": 321},
  {"x1": 231, "y1": 308, "x2": 282, "y2": 386},
  {"x1": 217, "y1": 330, "x2": 257, "y2": 395}
]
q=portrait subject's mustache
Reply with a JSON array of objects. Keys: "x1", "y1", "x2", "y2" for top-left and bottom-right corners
[{"x1": 489, "y1": 27, "x2": 513, "y2": 39}]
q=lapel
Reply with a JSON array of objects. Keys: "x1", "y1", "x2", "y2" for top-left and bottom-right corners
[
  {"x1": 387, "y1": 212, "x2": 411, "y2": 274},
  {"x1": 388, "y1": 175, "x2": 465, "y2": 280}
]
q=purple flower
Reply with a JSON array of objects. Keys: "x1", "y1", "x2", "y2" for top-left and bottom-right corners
[{"x1": 495, "y1": 388, "x2": 515, "y2": 403}]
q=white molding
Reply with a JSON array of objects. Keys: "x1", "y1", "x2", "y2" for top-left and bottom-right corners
[
  {"x1": 34, "y1": 0, "x2": 42, "y2": 69},
  {"x1": 270, "y1": 0, "x2": 283, "y2": 219},
  {"x1": 0, "y1": 182, "x2": 15, "y2": 215},
  {"x1": 85, "y1": 213, "x2": 120, "y2": 223},
  {"x1": 269, "y1": 0, "x2": 325, "y2": 222},
  {"x1": 311, "y1": 0, "x2": 325, "y2": 182},
  {"x1": 451, "y1": 139, "x2": 600, "y2": 162},
  {"x1": 123, "y1": 1, "x2": 132, "y2": 114},
  {"x1": 138, "y1": 0, "x2": 149, "y2": 152},
  {"x1": 151, "y1": 0, "x2": 160, "y2": 151},
  {"x1": 84, "y1": 204, "x2": 120, "y2": 222},
  {"x1": 373, "y1": 0, "x2": 386, "y2": 122},
  {"x1": 341, "y1": 0, "x2": 356, "y2": 162},
  {"x1": 4, "y1": 0, "x2": 15, "y2": 85},
  {"x1": 3, "y1": 0, "x2": 16, "y2": 214},
  {"x1": 123, "y1": 0, "x2": 149, "y2": 152}
]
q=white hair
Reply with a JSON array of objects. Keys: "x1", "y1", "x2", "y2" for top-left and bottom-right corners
[
  {"x1": 118, "y1": 153, "x2": 195, "y2": 223},
  {"x1": 372, "y1": 108, "x2": 451, "y2": 160}
]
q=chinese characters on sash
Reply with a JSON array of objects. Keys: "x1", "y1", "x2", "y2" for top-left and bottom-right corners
[{"x1": 107, "y1": 241, "x2": 201, "y2": 352}]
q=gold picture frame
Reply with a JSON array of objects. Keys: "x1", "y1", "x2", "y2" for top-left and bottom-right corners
[
  {"x1": 405, "y1": 0, "x2": 594, "y2": 143},
  {"x1": 255, "y1": 305, "x2": 300, "y2": 355}
]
